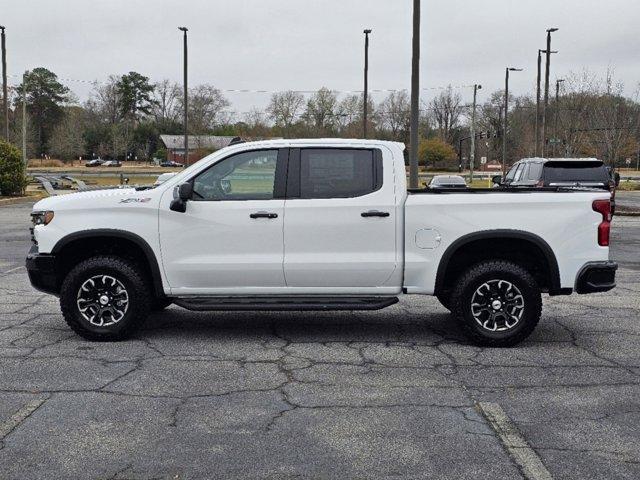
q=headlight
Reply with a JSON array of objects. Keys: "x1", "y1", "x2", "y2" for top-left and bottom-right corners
[{"x1": 31, "y1": 211, "x2": 55, "y2": 226}]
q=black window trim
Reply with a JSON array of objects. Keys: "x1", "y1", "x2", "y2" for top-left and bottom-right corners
[
  {"x1": 285, "y1": 146, "x2": 384, "y2": 200},
  {"x1": 186, "y1": 147, "x2": 289, "y2": 202}
]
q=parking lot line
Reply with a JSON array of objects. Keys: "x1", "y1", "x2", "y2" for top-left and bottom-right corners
[
  {"x1": 0, "y1": 398, "x2": 48, "y2": 441},
  {"x1": 477, "y1": 401, "x2": 553, "y2": 480}
]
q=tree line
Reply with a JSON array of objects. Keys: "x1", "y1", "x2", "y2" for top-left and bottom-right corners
[{"x1": 2, "y1": 67, "x2": 639, "y2": 169}]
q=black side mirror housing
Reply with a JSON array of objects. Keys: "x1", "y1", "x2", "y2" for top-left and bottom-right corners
[
  {"x1": 178, "y1": 182, "x2": 193, "y2": 200},
  {"x1": 491, "y1": 175, "x2": 503, "y2": 185},
  {"x1": 170, "y1": 182, "x2": 193, "y2": 213}
]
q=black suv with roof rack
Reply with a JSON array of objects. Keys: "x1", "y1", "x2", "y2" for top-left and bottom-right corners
[{"x1": 492, "y1": 158, "x2": 619, "y2": 213}]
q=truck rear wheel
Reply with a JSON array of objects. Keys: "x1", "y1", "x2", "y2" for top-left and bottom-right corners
[
  {"x1": 60, "y1": 256, "x2": 151, "y2": 341},
  {"x1": 451, "y1": 260, "x2": 542, "y2": 347}
]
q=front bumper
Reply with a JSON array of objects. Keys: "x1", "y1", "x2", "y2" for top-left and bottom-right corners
[
  {"x1": 25, "y1": 245, "x2": 58, "y2": 295},
  {"x1": 575, "y1": 261, "x2": 617, "y2": 294}
]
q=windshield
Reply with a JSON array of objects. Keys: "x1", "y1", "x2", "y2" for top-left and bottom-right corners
[{"x1": 544, "y1": 162, "x2": 609, "y2": 183}]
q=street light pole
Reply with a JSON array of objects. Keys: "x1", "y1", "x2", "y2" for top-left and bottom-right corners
[
  {"x1": 22, "y1": 71, "x2": 26, "y2": 168},
  {"x1": 554, "y1": 78, "x2": 565, "y2": 157},
  {"x1": 1, "y1": 26, "x2": 8, "y2": 140},
  {"x1": 469, "y1": 84, "x2": 481, "y2": 183},
  {"x1": 178, "y1": 27, "x2": 188, "y2": 165},
  {"x1": 541, "y1": 27, "x2": 558, "y2": 158},
  {"x1": 363, "y1": 29, "x2": 372, "y2": 139},
  {"x1": 409, "y1": 0, "x2": 420, "y2": 189},
  {"x1": 503, "y1": 67, "x2": 523, "y2": 175},
  {"x1": 535, "y1": 49, "x2": 557, "y2": 156}
]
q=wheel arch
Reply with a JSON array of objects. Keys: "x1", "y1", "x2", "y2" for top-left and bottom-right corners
[
  {"x1": 434, "y1": 229, "x2": 561, "y2": 296},
  {"x1": 51, "y1": 229, "x2": 164, "y2": 297}
]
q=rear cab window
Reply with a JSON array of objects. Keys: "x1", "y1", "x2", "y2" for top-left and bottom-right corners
[{"x1": 543, "y1": 161, "x2": 610, "y2": 185}]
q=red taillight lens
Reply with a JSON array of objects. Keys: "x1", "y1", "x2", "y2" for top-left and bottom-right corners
[{"x1": 592, "y1": 199, "x2": 611, "y2": 246}]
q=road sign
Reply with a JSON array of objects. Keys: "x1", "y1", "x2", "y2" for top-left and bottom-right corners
[{"x1": 480, "y1": 156, "x2": 487, "y2": 165}]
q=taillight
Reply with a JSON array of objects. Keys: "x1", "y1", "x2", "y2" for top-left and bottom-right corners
[{"x1": 592, "y1": 199, "x2": 611, "y2": 246}]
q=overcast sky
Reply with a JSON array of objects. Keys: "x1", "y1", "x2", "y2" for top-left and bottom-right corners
[{"x1": 3, "y1": 0, "x2": 639, "y2": 115}]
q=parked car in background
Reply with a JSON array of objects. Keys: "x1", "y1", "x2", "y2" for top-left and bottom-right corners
[
  {"x1": 160, "y1": 160, "x2": 184, "y2": 168},
  {"x1": 154, "y1": 172, "x2": 177, "y2": 186},
  {"x1": 493, "y1": 158, "x2": 618, "y2": 212},
  {"x1": 102, "y1": 160, "x2": 122, "y2": 167},
  {"x1": 428, "y1": 175, "x2": 468, "y2": 189},
  {"x1": 85, "y1": 159, "x2": 104, "y2": 167}
]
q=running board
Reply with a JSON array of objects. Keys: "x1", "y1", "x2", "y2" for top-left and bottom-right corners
[{"x1": 173, "y1": 296, "x2": 399, "y2": 312}]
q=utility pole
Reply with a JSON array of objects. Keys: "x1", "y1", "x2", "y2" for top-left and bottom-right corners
[
  {"x1": 1, "y1": 26, "x2": 7, "y2": 140},
  {"x1": 22, "y1": 71, "x2": 26, "y2": 167},
  {"x1": 409, "y1": 0, "x2": 420, "y2": 189},
  {"x1": 554, "y1": 78, "x2": 565, "y2": 157},
  {"x1": 469, "y1": 84, "x2": 481, "y2": 182},
  {"x1": 503, "y1": 67, "x2": 523, "y2": 175},
  {"x1": 363, "y1": 29, "x2": 372, "y2": 139},
  {"x1": 541, "y1": 27, "x2": 558, "y2": 157},
  {"x1": 535, "y1": 50, "x2": 542, "y2": 157},
  {"x1": 178, "y1": 27, "x2": 188, "y2": 165}
]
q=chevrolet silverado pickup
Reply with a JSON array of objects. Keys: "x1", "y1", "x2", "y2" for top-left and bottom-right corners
[{"x1": 26, "y1": 139, "x2": 617, "y2": 346}]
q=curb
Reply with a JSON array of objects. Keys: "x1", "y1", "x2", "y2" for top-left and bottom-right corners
[{"x1": 0, "y1": 195, "x2": 46, "y2": 207}]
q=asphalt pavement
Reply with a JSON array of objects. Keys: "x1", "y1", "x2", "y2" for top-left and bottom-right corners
[{"x1": 0, "y1": 200, "x2": 638, "y2": 479}]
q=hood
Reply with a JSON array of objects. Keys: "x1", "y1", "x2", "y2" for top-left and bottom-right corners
[{"x1": 33, "y1": 187, "x2": 140, "y2": 211}]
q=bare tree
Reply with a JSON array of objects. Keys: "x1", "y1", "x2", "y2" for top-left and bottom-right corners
[
  {"x1": 86, "y1": 76, "x2": 122, "y2": 125},
  {"x1": 49, "y1": 107, "x2": 86, "y2": 160},
  {"x1": 304, "y1": 87, "x2": 339, "y2": 135},
  {"x1": 378, "y1": 90, "x2": 411, "y2": 141},
  {"x1": 430, "y1": 86, "x2": 463, "y2": 144},
  {"x1": 151, "y1": 79, "x2": 180, "y2": 126},
  {"x1": 179, "y1": 85, "x2": 230, "y2": 133},
  {"x1": 266, "y1": 90, "x2": 304, "y2": 136}
]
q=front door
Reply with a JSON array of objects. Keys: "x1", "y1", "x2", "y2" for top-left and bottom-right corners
[
  {"x1": 283, "y1": 147, "x2": 399, "y2": 292},
  {"x1": 159, "y1": 148, "x2": 287, "y2": 295}
]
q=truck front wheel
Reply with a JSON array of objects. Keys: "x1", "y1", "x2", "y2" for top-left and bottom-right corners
[
  {"x1": 60, "y1": 256, "x2": 152, "y2": 341},
  {"x1": 451, "y1": 260, "x2": 542, "y2": 347}
]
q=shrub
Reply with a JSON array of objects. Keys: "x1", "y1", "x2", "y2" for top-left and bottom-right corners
[
  {"x1": 27, "y1": 158, "x2": 65, "y2": 168},
  {"x1": 0, "y1": 139, "x2": 27, "y2": 196},
  {"x1": 418, "y1": 138, "x2": 457, "y2": 169}
]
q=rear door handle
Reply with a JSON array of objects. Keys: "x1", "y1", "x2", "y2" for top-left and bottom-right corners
[
  {"x1": 361, "y1": 210, "x2": 390, "y2": 218},
  {"x1": 250, "y1": 211, "x2": 278, "y2": 219}
]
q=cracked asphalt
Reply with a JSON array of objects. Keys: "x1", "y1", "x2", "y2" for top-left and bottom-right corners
[{"x1": 1, "y1": 201, "x2": 639, "y2": 479}]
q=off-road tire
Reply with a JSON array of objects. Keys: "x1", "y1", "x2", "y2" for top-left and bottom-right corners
[
  {"x1": 451, "y1": 260, "x2": 542, "y2": 347},
  {"x1": 60, "y1": 255, "x2": 151, "y2": 341}
]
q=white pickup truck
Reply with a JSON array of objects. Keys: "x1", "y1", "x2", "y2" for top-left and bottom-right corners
[{"x1": 26, "y1": 139, "x2": 617, "y2": 346}]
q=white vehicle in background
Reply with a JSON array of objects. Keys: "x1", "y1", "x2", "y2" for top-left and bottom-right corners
[
  {"x1": 26, "y1": 139, "x2": 616, "y2": 347},
  {"x1": 428, "y1": 175, "x2": 468, "y2": 189},
  {"x1": 154, "y1": 172, "x2": 177, "y2": 186}
]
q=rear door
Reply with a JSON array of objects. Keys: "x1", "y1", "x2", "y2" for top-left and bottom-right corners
[{"x1": 282, "y1": 147, "x2": 399, "y2": 291}]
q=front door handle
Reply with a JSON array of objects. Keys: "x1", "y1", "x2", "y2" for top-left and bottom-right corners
[
  {"x1": 250, "y1": 211, "x2": 278, "y2": 219},
  {"x1": 361, "y1": 210, "x2": 390, "y2": 218}
]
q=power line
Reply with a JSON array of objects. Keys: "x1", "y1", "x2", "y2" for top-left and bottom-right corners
[{"x1": 6, "y1": 73, "x2": 474, "y2": 94}]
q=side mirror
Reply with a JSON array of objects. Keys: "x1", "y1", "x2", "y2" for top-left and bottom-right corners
[
  {"x1": 491, "y1": 175, "x2": 503, "y2": 185},
  {"x1": 614, "y1": 172, "x2": 620, "y2": 187},
  {"x1": 178, "y1": 182, "x2": 193, "y2": 200},
  {"x1": 170, "y1": 182, "x2": 193, "y2": 213}
]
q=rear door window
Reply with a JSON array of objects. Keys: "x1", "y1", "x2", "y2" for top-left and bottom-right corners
[
  {"x1": 527, "y1": 163, "x2": 543, "y2": 180},
  {"x1": 296, "y1": 148, "x2": 382, "y2": 198}
]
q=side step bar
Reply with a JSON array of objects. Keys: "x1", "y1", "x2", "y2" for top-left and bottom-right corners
[{"x1": 173, "y1": 296, "x2": 399, "y2": 312}]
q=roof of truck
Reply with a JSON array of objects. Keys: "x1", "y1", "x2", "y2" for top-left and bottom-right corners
[{"x1": 229, "y1": 138, "x2": 406, "y2": 150}]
